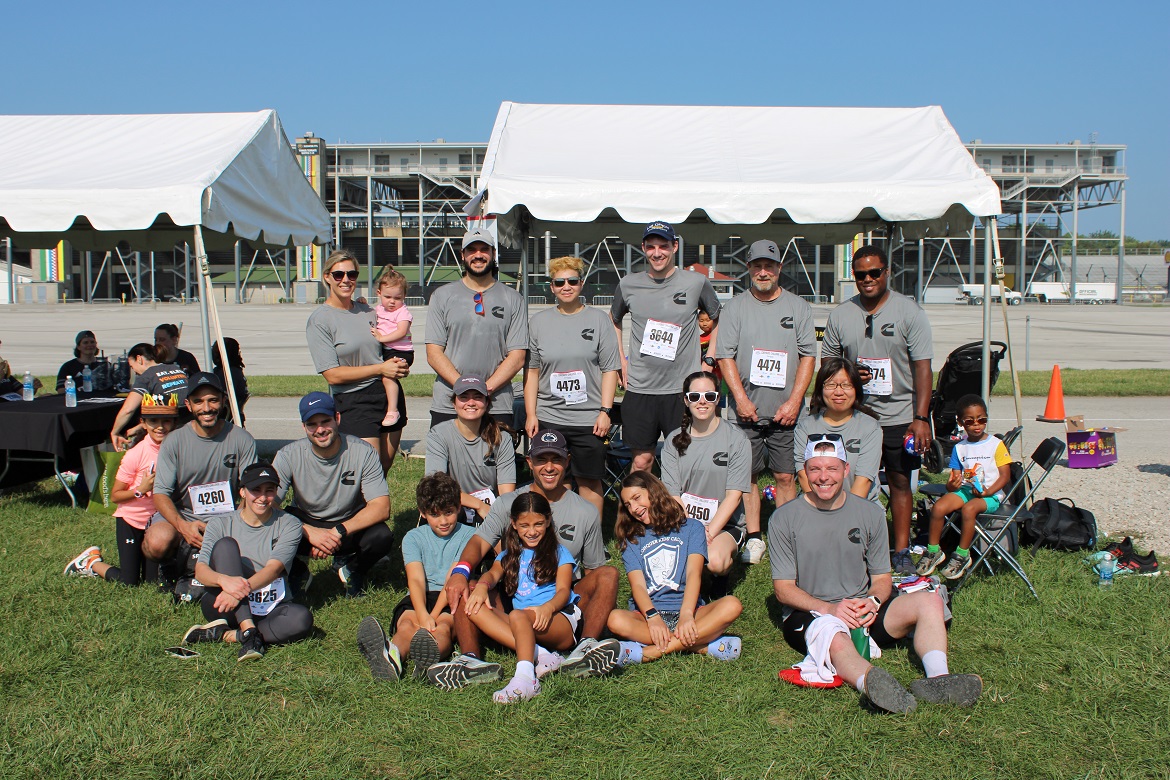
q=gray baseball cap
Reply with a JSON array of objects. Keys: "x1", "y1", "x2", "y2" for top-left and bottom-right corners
[
  {"x1": 747, "y1": 239, "x2": 782, "y2": 263},
  {"x1": 453, "y1": 374, "x2": 489, "y2": 397},
  {"x1": 461, "y1": 230, "x2": 496, "y2": 251}
]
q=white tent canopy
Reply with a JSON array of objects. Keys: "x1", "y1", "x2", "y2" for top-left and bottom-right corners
[
  {"x1": 468, "y1": 103, "x2": 1001, "y2": 247},
  {"x1": 0, "y1": 110, "x2": 331, "y2": 251}
]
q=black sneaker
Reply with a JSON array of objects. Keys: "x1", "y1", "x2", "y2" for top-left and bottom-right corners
[
  {"x1": 426, "y1": 654, "x2": 502, "y2": 691},
  {"x1": 183, "y1": 619, "x2": 228, "y2": 645},
  {"x1": 237, "y1": 627, "x2": 266, "y2": 662},
  {"x1": 357, "y1": 616, "x2": 401, "y2": 681},
  {"x1": 910, "y1": 673, "x2": 983, "y2": 707},
  {"x1": 1117, "y1": 549, "x2": 1160, "y2": 577},
  {"x1": 409, "y1": 628, "x2": 443, "y2": 680},
  {"x1": 344, "y1": 572, "x2": 367, "y2": 598},
  {"x1": 862, "y1": 667, "x2": 917, "y2": 714},
  {"x1": 1103, "y1": 537, "x2": 1134, "y2": 559},
  {"x1": 289, "y1": 557, "x2": 313, "y2": 598}
]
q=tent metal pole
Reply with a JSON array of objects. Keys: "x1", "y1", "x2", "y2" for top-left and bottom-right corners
[
  {"x1": 150, "y1": 252, "x2": 155, "y2": 303},
  {"x1": 135, "y1": 252, "x2": 141, "y2": 304},
  {"x1": 184, "y1": 244, "x2": 191, "y2": 302},
  {"x1": 981, "y1": 221, "x2": 993, "y2": 403},
  {"x1": 196, "y1": 245, "x2": 213, "y2": 369},
  {"x1": 1070, "y1": 176, "x2": 1079, "y2": 304},
  {"x1": 916, "y1": 239, "x2": 924, "y2": 304},
  {"x1": 367, "y1": 173, "x2": 374, "y2": 300},
  {"x1": 84, "y1": 251, "x2": 92, "y2": 303},
  {"x1": 234, "y1": 242, "x2": 242, "y2": 304},
  {"x1": 5, "y1": 238, "x2": 12, "y2": 305},
  {"x1": 1117, "y1": 184, "x2": 1126, "y2": 304},
  {"x1": 814, "y1": 245, "x2": 821, "y2": 302},
  {"x1": 195, "y1": 226, "x2": 242, "y2": 427}
]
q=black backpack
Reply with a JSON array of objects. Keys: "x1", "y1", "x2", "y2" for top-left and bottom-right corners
[{"x1": 1023, "y1": 497, "x2": 1098, "y2": 552}]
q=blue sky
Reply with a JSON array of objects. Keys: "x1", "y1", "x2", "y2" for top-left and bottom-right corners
[{"x1": 5, "y1": 0, "x2": 1166, "y2": 238}]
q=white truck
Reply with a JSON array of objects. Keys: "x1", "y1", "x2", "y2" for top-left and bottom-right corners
[
  {"x1": 958, "y1": 284, "x2": 1023, "y2": 305},
  {"x1": 1028, "y1": 281, "x2": 1117, "y2": 304}
]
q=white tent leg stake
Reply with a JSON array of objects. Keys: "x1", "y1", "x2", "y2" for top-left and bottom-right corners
[
  {"x1": 195, "y1": 226, "x2": 242, "y2": 427},
  {"x1": 990, "y1": 221, "x2": 1025, "y2": 457}
]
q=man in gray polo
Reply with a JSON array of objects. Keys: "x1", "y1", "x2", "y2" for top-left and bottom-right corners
[
  {"x1": 611, "y1": 221, "x2": 722, "y2": 473},
  {"x1": 273, "y1": 391, "x2": 393, "y2": 597},
  {"x1": 425, "y1": 230, "x2": 527, "y2": 429},
  {"x1": 821, "y1": 245, "x2": 933, "y2": 576},
  {"x1": 715, "y1": 239, "x2": 816, "y2": 565}
]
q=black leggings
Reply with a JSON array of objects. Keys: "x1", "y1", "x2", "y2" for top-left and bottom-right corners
[
  {"x1": 199, "y1": 538, "x2": 313, "y2": 646},
  {"x1": 102, "y1": 517, "x2": 159, "y2": 586}
]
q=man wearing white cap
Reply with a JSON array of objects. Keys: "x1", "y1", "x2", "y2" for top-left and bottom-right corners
[
  {"x1": 425, "y1": 229, "x2": 527, "y2": 429},
  {"x1": 768, "y1": 436, "x2": 981, "y2": 713}
]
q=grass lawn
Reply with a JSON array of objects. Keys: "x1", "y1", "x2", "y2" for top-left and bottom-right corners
[{"x1": 2, "y1": 459, "x2": 1168, "y2": 779}]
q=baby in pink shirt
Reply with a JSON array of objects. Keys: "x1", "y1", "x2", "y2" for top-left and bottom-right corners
[{"x1": 370, "y1": 267, "x2": 414, "y2": 427}]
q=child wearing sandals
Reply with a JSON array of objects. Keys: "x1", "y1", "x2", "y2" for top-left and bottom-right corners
[
  {"x1": 357, "y1": 473, "x2": 477, "y2": 681},
  {"x1": 369, "y1": 267, "x2": 414, "y2": 427},
  {"x1": 464, "y1": 491, "x2": 580, "y2": 703},
  {"x1": 608, "y1": 471, "x2": 744, "y2": 665}
]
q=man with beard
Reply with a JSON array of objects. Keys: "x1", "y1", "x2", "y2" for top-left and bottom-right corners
[
  {"x1": 821, "y1": 245, "x2": 933, "y2": 576},
  {"x1": 273, "y1": 392, "x2": 393, "y2": 598},
  {"x1": 425, "y1": 230, "x2": 527, "y2": 428},
  {"x1": 430, "y1": 429, "x2": 621, "y2": 689},
  {"x1": 715, "y1": 239, "x2": 816, "y2": 564},
  {"x1": 144, "y1": 373, "x2": 257, "y2": 597}
]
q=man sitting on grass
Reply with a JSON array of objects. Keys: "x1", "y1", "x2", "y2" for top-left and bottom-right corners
[{"x1": 769, "y1": 437, "x2": 982, "y2": 713}]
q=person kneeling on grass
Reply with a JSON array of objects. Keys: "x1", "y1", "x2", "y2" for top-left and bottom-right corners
[
  {"x1": 769, "y1": 438, "x2": 980, "y2": 713},
  {"x1": 357, "y1": 473, "x2": 478, "y2": 682},
  {"x1": 181, "y1": 462, "x2": 313, "y2": 662},
  {"x1": 607, "y1": 471, "x2": 743, "y2": 666},
  {"x1": 461, "y1": 492, "x2": 580, "y2": 703},
  {"x1": 916, "y1": 394, "x2": 1012, "y2": 581}
]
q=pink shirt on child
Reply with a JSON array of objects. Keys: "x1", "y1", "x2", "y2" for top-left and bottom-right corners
[
  {"x1": 113, "y1": 436, "x2": 162, "y2": 530},
  {"x1": 375, "y1": 303, "x2": 414, "y2": 352}
]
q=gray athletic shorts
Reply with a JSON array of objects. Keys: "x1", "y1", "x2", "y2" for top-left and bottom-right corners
[{"x1": 737, "y1": 422, "x2": 796, "y2": 475}]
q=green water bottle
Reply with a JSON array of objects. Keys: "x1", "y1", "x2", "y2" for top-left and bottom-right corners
[{"x1": 850, "y1": 627, "x2": 871, "y2": 660}]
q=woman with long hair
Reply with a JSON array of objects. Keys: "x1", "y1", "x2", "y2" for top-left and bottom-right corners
[
  {"x1": 110, "y1": 342, "x2": 188, "y2": 450},
  {"x1": 154, "y1": 323, "x2": 201, "y2": 377}
]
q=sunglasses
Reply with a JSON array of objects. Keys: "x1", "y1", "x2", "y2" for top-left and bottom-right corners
[
  {"x1": 961, "y1": 417, "x2": 989, "y2": 425},
  {"x1": 330, "y1": 269, "x2": 359, "y2": 282},
  {"x1": 853, "y1": 267, "x2": 885, "y2": 281},
  {"x1": 807, "y1": 433, "x2": 844, "y2": 443},
  {"x1": 684, "y1": 391, "x2": 719, "y2": 404},
  {"x1": 473, "y1": 291, "x2": 484, "y2": 316},
  {"x1": 551, "y1": 277, "x2": 581, "y2": 288},
  {"x1": 865, "y1": 314, "x2": 873, "y2": 338}
]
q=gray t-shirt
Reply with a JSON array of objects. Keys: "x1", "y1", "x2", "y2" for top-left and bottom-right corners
[
  {"x1": 154, "y1": 422, "x2": 257, "y2": 523},
  {"x1": 424, "y1": 420, "x2": 517, "y2": 495},
  {"x1": 476, "y1": 485, "x2": 607, "y2": 575},
  {"x1": 714, "y1": 290, "x2": 816, "y2": 419},
  {"x1": 306, "y1": 302, "x2": 383, "y2": 394},
  {"x1": 767, "y1": 493, "x2": 890, "y2": 608},
  {"x1": 794, "y1": 412, "x2": 884, "y2": 503},
  {"x1": 527, "y1": 305, "x2": 622, "y2": 428},
  {"x1": 610, "y1": 269, "x2": 721, "y2": 395},
  {"x1": 402, "y1": 522, "x2": 478, "y2": 592},
  {"x1": 661, "y1": 421, "x2": 753, "y2": 530},
  {"x1": 197, "y1": 509, "x2": 302, "y2": 580},
  {"x1": 821, "y1": 291, "x2": 933, "y2": 425},
  {"x1": 425, "y1": 279, "x2": 528, "y2": 414},
  {"x1": 273, "y1": 435, "x2": 388, "y2": 525}
]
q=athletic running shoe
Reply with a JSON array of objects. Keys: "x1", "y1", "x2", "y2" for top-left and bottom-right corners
[
  {"x1": 560, "y1": 638, "x2": 621, "y2": 678},
  {"x1": 183, "y1": 618, "x2": 228, "y2": 645},
  {"x1": 357, "y1": 616, "x2": 401, "y2": 681},
  {"x1": 1117, "y1": 550, "x2": 1160, "y2": 577},
  {"x1": 891, "y1": 548, "x2": 916, "y2": 577},
  {"x1": 1103, "y1": 537, "x2": 1134, "y2": 559},
  {"x1": 535, "y1": 650, "x2": 565, "y2": 679},
  {"x1": 289, "y1": 558, "x2": 313, "y2": 597},
  {"x1": 706, "y1": 636, "x2": 742, "y2": 661},
  {"x1": 237, "y1": 627, "x2": 266, "y2": 662},
  {"x1": 616, "y1": 641, "x2": 645, "y2": 667},
  {"x1": 940, "y1": 554, "x2": 973, "y2": 581},
  {"x1": 740, "y1": 538, "x2": 767, "y2": 565},
  {"x1": 492, "y1": 675, "x2": 541, "y2": 703},
  {"x1": 344, "y1": 572, "x2": 366, "y2": 598},
  {"x1": 409, "y1": 628, "x2": 443, "y2": 680},
  {"x1": 909, "y1": 673, "x2": 983, "y2": 707},
  {"x1": 778, "y1": 667, "x2": 844, "y2": 689},
  {"x1": 333, "y1": 554, "x2": 355, "y2": 586},
  {"x1": 862, "y1": 667, "x2": 917, "y2": 714},
  {"x1": 916, "y1": 549, "x2": 947, "y2": 577},
  {"x1": 426, "y1": 653, "x2": 502, "y2": 691},
  {"x1": 64, "y1": 546, "x2": 101, "y2": 576}
]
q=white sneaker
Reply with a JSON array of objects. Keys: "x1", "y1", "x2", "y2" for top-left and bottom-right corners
[
  {"x1": 741, "y1": 538, "x2": 766, "y2": 564},
  {"x1": 492, "y1": 675, "x2": 541, "y2": 703},
  {"x1": 64, "y1": 546, "x2": 101, "y2": 576}
]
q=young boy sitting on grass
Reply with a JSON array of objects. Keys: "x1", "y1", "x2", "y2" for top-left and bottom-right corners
[{"x1": 357, "y1": 472, "x2": 479, "y2": 681}]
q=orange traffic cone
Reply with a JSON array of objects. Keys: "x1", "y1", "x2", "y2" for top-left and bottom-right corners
[{"x1": 1036, "y1": 365, "x2": 1066, "y2": 423}]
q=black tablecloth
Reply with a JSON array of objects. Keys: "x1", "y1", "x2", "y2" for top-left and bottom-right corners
[{"x1": 0, "y1": 395, "x2": 122, "y2": 458}]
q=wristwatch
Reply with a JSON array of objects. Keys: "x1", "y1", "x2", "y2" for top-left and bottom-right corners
[
  {"x1": 914, "y1": 415, "x2": 930, "y2": 423},
  {"x1": 703, "y1": 356, "x2": 716, "y2": 367},
  {"x1": 643, "y1": 608, "x2": 660, "y2": 620},
  {"x1": 134, "y1": 491, "x2": 144, "y2": 499},
  {"x1": 335, "y1": 524, "x2": 349, "y2": 539},
  {"x1": 599, "y1": 406, "x2": 613, "y2": 415}
]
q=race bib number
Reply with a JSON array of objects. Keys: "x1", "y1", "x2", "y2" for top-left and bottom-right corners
[
  {"x1": 551, "y1": 370, "x2": 588, "y2": 405},
  {"x1": 681, "y1": 492, "x2": 719, "y2": 526},
  {"x1": 187, "y1": 480, "x2": 233, "y2": 516},
  {"x1": 639, "y1": 319, "x2": 681, "y2": 361},
  {"x1": 858, "y1": 357, "x2": 893, "y2": 396},
  {"x1": 749, "y1": 348, "x2": 788, "y2": 389},
  {"x1": 465, "y1": 488, "x2": 497, "y2": 524},
  {"x1": 247, "y1": 577, "x2": 286, "y2": 617}
]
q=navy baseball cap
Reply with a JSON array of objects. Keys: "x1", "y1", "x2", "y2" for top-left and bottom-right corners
[
  {"x1": 643, "y1": 221, "x2": 677, "y2": 242},
  {"x1": 529, "y1": 429, "x2": 571, "y2": 459},
  {"x1": 299, "y1": 391, "x2": 337, "y2": 422},
  {"x1": 186, "y1": 371, "x2": 225, "y2": 397},
  {"x1": 240, "y1": 461, "x2": 281, "y2": 490}
]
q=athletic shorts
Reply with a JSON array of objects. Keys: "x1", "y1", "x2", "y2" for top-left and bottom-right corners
[
  {"x1": 503, "y1": 599, "x2": 583, "y2": 641},
  {"x1": 537, "y1": 422, "x2": 606, "y2": 481},
  {"x1": 391, "y1": 590, "x2": 446, "y2": 630},
  {"x1": 957, "y1": 485, "x2": 1002, "y2": 514},
  {"x1": 381, "y1": 348, "x2": 415, "y2": 367},
  {"x1": 719, "y1": 524, "x2": 747, "y2": 549},
  {"x1": 782, "y1": 597, "x2": 896, "y2": 655},
  {"x1": 621, "y1": 392, "x2": 685, "y2": 452},
  {"x1": 881, "y1": 423, "x2": 922, "y2": 476},
  {"x1": 333, "y1": 380, "x2": 407, "y2": 437},
  {"x1": 736, "y1": 422, "x2": 796, "y2": 475}
]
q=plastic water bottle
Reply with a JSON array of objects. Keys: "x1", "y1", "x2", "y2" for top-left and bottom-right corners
[
  {"x1": 64, "y1": 376, "x2": 77, "y2": 408},
  {"x1": 82, "y1": 366, "x2": 92, "y2": 392},
  {"x1": 22, "y1": 371, "x2": 34, "y2": 401},
  {"x1": 1097, "y1": 552, "x2": 1115, "y2": 589}
]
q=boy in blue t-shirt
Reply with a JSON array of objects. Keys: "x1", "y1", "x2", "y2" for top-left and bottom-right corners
[{"x1": 357, "y1": 473, "x2": 479, "y2": 682}]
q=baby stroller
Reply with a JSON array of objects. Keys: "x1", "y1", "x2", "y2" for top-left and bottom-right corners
[{"x1": 921, "y1": 340, "x2": 1007, "y2": 474}]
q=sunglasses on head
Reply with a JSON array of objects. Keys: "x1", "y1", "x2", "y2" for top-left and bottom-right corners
[
  {"x1": 807, "y1": 433, "x2": 844, "y2": 443},
  {"x1": 551, "y1": 277, "x2": 581, "y2": 288},
  {"x1": 684, "y1": 391, "x2": 719, "y2": 404},
  {"x1": 473, "y1": 291, "x2": 484, "y2": 316},
  {"x1": 330, "y1": 269, "x2": 360, "y2": 282},
  {"x1": 961, "y1": 416, "x2": 989, "y2": 425},
  {"x1": 853, "y1": 267, "x2": 885, "y2": 281}
]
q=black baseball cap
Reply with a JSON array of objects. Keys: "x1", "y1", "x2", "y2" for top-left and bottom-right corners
[
  {"x1": 529, "y1": 429, "x2": 571, "y2": 459},
  {"x1": 240, "y1": 461, "x2": 280, "y2": 490},
  {"x1": 186, "y1": 371, "x2": 225, "y2": 397}
]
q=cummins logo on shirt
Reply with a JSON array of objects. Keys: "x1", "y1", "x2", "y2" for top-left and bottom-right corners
[
  {"x1": 672, "y1": 292, "x2": 687, "y2": 305},
  {"x1": 491, "y1": 306, "x2": 505, "y2": 319},
  {"x1": 846, "y1": 438, "x2": 861, "y2": 454},
  {"x1": 223, "y1": 454, "x2": 237, "y2": 468},
  {"x1": 712, "y1": 451, "x2": 729, "y2": 467},
  {"x1": 341, "y1": 470, "x2": 356, "y2": 486},
  {"x1": 881, "y1": 323, "x2": 895, "y2": 337},
  {"x1": 558, "y1": 525, "x2": 576, "y2": 542},
  {"x1": 780, "y1": 317, "x2": 794, "y2": 329},
  {"x1": 848, "y1": 528, "x2": 862, "y2": 544},
  {"x1": 581, "y1": 328, "x2": 595, "y2": 341}
]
